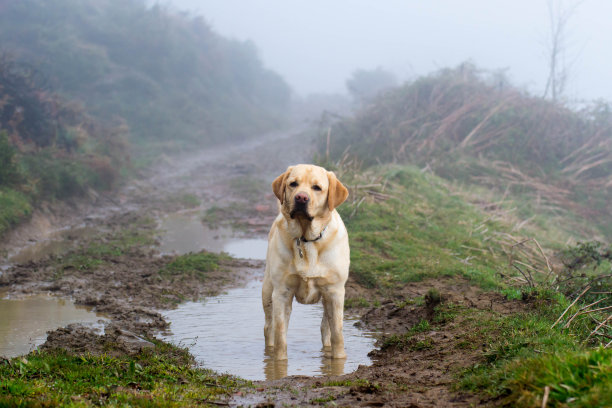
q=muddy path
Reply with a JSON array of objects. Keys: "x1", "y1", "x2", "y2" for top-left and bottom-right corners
[
  {"x1": 0, "y1": 129, "x2": 309, "y2": 259},
  {"x1": 0, "y1": 128, "x2": 527, "y2": 407}
]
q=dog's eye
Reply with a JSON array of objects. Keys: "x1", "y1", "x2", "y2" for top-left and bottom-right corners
[
  {"x1": 289, "y1": 181, "x2": 298, "y2": 187},
  {"x1": 312, "y1": 185, "x2": 322, "y2": 191}
]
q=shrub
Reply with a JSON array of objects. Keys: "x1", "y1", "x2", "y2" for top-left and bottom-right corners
[
  {"x1": 0, "y1": 188, "x2": 31, "y2": 234},
  {"x1": 0, "y1": 131, "x2": 21, "y2": 187}
]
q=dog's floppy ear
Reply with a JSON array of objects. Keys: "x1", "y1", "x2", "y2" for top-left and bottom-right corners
[
  {"x1": 327, "y1": 171, "x2": 349, "y2": 211},
  {"x1": 272, "y1": 166, "x2": 293, "y2": 205}
]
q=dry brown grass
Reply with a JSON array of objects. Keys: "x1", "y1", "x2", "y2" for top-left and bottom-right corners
[{"x1": 321, "y1": 64, "x2": 612, "y2": 240}]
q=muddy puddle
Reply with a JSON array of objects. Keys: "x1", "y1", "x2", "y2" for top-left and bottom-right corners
[
  {"x1": 162, "y1": 279, "x2": 376, "y2": 381},
  {"x1": 159, "y1": 212, "x2": 376, "y2": 380},
  {"x1": 158, "y1": 212, "x2": 268, "y2": 258},
  {"x1": 0, "y1": 295, "x2": 105, "y2": 358}
]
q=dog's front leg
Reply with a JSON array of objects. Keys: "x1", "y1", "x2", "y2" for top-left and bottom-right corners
[
  {"x1": 262, "y1": 275, "x2": 274, "y2": 348},
  {"x1": 272, "y1": 289, "x2": 293, "y2": 360},
  {"x1": 322, "y1": 287, "x2": 346, "y2": 359}
]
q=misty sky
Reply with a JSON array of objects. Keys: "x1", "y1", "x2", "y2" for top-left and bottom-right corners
[{"x1": 168, "y1": 0, "x2": 612, "y2": 102}]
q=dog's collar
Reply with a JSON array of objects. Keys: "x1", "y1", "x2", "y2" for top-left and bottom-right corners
[
  {"x1": 299, "y1": 225, "x2": 328, "y2": 243},
  {"x1": 295, "y1": 226, "x2": 328, "y2": 258}
]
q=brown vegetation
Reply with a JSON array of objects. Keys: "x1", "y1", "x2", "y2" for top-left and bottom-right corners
[{"x1": 320, "y1": 63, "x2": 612, "y2": 239}]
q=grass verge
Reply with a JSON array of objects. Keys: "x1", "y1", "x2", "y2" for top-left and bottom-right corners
[
  {"x1": 0, "y1": 341, "x2": 247, "y2": 407},
  {"x1": 456, "y1": 297, "x2": 611, "y2": 407},
  {"x1": 54, "y1": 217, "x2": 157, "y2": 275},
  {"x1": 160, "y1": 251, "x2": 231, "y2": 281}
]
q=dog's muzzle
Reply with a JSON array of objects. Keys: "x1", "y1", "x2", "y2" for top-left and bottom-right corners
[{"x1": 290, "y1": 193, "x2": 313, "y2": 220}]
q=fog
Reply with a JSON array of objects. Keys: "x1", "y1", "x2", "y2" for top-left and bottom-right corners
[{"x1": 170, "y1": 0, "x2": 612, "y2": 101}]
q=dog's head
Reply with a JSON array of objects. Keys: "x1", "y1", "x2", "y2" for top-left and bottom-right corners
[{"x1": 272, "y1": 164, "x2": 349, "y2": 221}]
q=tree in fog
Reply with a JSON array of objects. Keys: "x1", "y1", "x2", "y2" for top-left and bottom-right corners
[
  {"x1": 543, "y1": 0, "x2": 582, "y2": 102},
  {"x1": 346, "y1": 67, "x2": 397, "y2": 103}
]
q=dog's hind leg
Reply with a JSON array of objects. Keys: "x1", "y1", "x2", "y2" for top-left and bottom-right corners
[
  {"x1": 262, "y1": 275, "x2": 274, "y2": 348},
  {"x1": 321, "y1": 307, "x2": 331, "y2": 350}
]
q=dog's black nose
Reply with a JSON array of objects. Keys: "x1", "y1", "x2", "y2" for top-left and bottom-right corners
[{"x1": 295, "y1": 192, "x2": 309, "y2": 204}]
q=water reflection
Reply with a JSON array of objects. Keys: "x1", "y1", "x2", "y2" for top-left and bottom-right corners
[
  {"x1": 263, "y1": 350, "x2": 288, "y2": 380},
  {"x1": 320, "y1": 355, "x2": 347, "y2": 377},
  {"x1": 158, "y1": 212, "x2": 267, "y2": 259},
  {"x1": 263, "y1": 348, "x2": 346, "y2": 380},
  {"x1": 0, "y1": 295, "x2": 105, "y2": 358}
]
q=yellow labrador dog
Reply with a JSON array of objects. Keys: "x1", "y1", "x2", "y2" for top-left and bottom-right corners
[{"x1": 262, "y1": 164, "x2": 349, "y2": 360}]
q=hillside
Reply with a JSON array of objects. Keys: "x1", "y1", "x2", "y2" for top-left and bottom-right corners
[
  {"x1": 320, "y1": 64, "x2": 612, "y2": 241},
  {"x1": 0, "y1": 0, "x2": 291, "y2": 151},
  {"x1": 0, "y1": 0, "x2": 292, "y2": 236},
  {"x1": 0, "y1": 53, "x2": 129, "y2": 235}
]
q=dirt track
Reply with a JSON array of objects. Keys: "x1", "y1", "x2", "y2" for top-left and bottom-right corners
[{"x1": 0, "y1": 129, "x2": 526, "y2": 407}]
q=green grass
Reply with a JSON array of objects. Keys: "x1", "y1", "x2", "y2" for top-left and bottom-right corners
[
  {"x1": 339, "y1": 166, "x2": 506, "y2": 290},
  {"x1": 500, "y1": 347, "x2": 612, "y2": 408},
  {"x1": 228, "y1": 176, "x2": 267, "y2": 198},
  {"x1": 380, "y1": 319, "x2": 433, "y2": 351},
  {"x1": 344, "y1": 297, "x2": 371, "y2": 309},
  {"x1": 177, "y1": 193, "x2": 200, "y2": 209},
  {"x1": 0, "y1": 188, "x2": 32, "y2": 235},
  {"x1": 310, "y1": 394, "x2": 336, "y2": 404},
  {"x1": 0, "y1": 342, "x2": 248, "y2": 407},
  {"x1": 455, "y1": 292, "x2": 612, "y2": 407},
  {"x1": 320, "y1": 379, "x2": 373, "y2": 388},
  {"x1": 159, "y1": 251, "x2": 230, "y2": 280},
  {"x1": 201, "y1": 206, "x2": 227, "y2": 229}
]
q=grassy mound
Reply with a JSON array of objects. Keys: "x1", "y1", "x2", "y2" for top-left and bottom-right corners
[{"x1": 338, "y1": 165, "x2": 503, "y2": 289}]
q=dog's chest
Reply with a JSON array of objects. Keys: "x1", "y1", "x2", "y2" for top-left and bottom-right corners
[{"x1": 292, "y1": 241, "x2": 324, "y2": 279}]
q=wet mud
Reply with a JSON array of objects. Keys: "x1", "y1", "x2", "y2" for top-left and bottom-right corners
[{"x1": 1, "y1": 211, "x2": 263, "y2": 339}]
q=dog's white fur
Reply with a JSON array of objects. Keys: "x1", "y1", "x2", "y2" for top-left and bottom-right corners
[{"x1": 262, "y1": 164, "x2": 350, "y2": 360}]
